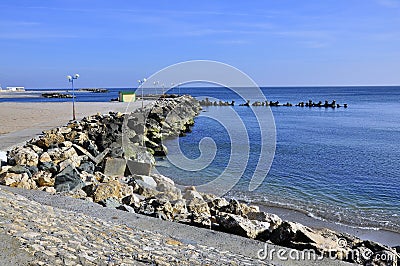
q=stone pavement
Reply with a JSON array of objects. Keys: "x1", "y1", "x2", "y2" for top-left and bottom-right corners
[
  {"x1": 0, "y1": 186, "x2": 355, "y2": 266},
  {"x1": 0, "y1": 187, "x2": 271, "y2": 265}
]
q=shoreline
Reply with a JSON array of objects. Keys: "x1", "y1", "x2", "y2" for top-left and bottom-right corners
[
  {"x1": 1, "y1": 101, "x2": 398, "y2": 245},
  {"x1": 0, "y1": 99, "x2": 398, "y2": 264},
  {"x1": 255, "y1": 204, "x2": 400, "y2": 247}
]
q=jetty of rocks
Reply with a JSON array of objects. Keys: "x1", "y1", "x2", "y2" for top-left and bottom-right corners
[
  {"x1": 41, "y1": 92, "x2": 74, "y2": 99},
  {"x1": 200, "y1": 98, "x2": 348, "y2": 108},
  {"x1": 0, "y1": 95, "x2": 397, "y2": 265},
  {"x1": 78, "y1": 88, "x2": 109, "y2": 93}
]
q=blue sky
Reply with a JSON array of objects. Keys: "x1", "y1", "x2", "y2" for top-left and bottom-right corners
[{"x1": 0, "y1": 0, "x2": 399, "y2": 88}]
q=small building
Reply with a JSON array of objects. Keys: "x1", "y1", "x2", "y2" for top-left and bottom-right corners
[
  {"x1": 6, "y1": 86, "x2": 25, "y2": 92},
  {"x1": 119, "y1": 91, "x2": 136, "y2": 102}
]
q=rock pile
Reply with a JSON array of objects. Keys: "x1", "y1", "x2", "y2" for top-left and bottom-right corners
[{"x1": 0, "y1": 95, "x2": 397, "y2": 265}]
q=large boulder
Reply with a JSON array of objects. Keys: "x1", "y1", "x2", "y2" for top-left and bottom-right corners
[
  {"x1": 216, "y1": 213, "x2": 271, "y2": 239},
  {"x1": 183, "y1": 186, "x2": 203, "y2": 201},
  {"x1": 54, "y1": 164, "x2": 84, "y2": 192},
  {"x1": 152, "y1": 173, "x2": 175, "y2": 186},
  {"x1": 247, "y1": 211, "x2": 282, "y2": 228},
  {"x1": 38, "y1": 161, "x2": 58, "y2": 174},
  {"x1": 269, "y1": 221, "x2": 346, "y2": 253},
  {"x1": 47, "y1": 147, "x2": 80, "y2": 167},
  {"x1": 220, "y1": 199, "x2": 243, "y2": 215},
  {"x1": 35, "y1": 131, "x2": 65, "y2": 148},
  {"x1": 152, "y1": 174, "x2": 180, "y2": 199},
  {"x1": 130, "y1": 179, "x2": 159, "y2": 198},
  {"x1": 186, "y1": 197, "x2": 212, "y2": 228},
  {"x1": 104, "y1": 158, "x2": 126, "y2": 177},
  {"x1": 33, "y1": 171, "x2": 54, "y2": 187},
  {"x1": 132, "y1": 175, "x2": 157, "y2": 188},
  {"x1": 93, "y1": 180, "x2": 122, "y2": 203},
  {"x1": 8, "y1": 165, "x2": 35, "y2": 178},
  {"x1": 0, "y1": 172, "x2": 27, "y2": 186},
  {"x1": 8, "y1": 147, "x2": 39, "y2": 167},
  {"x1": 208, "y1": 197, "x2": 229, "y2": 215},
  {"x1": 39, "y1": 152, "x2": 52, "y2": 163}
]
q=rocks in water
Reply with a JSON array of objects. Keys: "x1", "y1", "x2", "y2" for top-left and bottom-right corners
[{"x1": 54, "y1": 165, "x2": 84, "y2": 192}]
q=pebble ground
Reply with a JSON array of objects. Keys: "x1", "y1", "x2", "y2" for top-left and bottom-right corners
[{"x1": 0, "y1": 187, "x2": 272, "y2": 265}]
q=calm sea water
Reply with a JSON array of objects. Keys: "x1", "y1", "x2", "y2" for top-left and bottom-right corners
[
  {"x1": 2, "y1": 86, "x2": 400, "y2": 232},
  {"x1": 158, "y1": 86, "x2": 400, "y2": 233}
]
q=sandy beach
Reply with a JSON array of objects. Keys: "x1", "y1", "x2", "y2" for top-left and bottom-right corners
[{"x1": 0, "y1": 101, "x2": 149, "y2": 150}]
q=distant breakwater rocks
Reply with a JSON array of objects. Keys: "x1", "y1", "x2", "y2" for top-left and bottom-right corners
[
  {"x1": 0, "y1": 96, "x2": 398, "y2": 265},
  {"x1": 200, "y1": 98, "x2": 348, "y2": 108}
]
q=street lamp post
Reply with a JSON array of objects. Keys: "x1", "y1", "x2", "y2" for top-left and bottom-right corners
[
  {"x1": 138, "y1": 78, "x2": 147, "y2": 109},
  {"x1": 161, "y1": 83, "x2": 165, "y2": 100},
  {"x1": 153, "y1": 81, "x2": 159, "y2": 96},
  {"x1": 67, "y1": 74, "x2": 79, "y2": 120}
]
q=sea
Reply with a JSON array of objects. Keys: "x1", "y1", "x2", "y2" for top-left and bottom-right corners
[{"x1": 2, "y1": 86, "x2": 400, "y2": 234}]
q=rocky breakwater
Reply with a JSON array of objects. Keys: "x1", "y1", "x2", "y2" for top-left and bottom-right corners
[{"x1": 0, "y1": 95, "x2": 398, "y2": 265}]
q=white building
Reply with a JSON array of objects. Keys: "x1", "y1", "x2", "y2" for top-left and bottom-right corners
[{"x1": 6, "y1": 86, "x2": 25, "y2": 91}]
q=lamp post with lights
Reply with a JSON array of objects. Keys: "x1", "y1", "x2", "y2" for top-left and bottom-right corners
[
  {"x1": 67, "y1": 74, "x2": 79, "y2": 120},
  {"x1": 138, "y1": 78, "x2": 147, "y2": 109}
]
